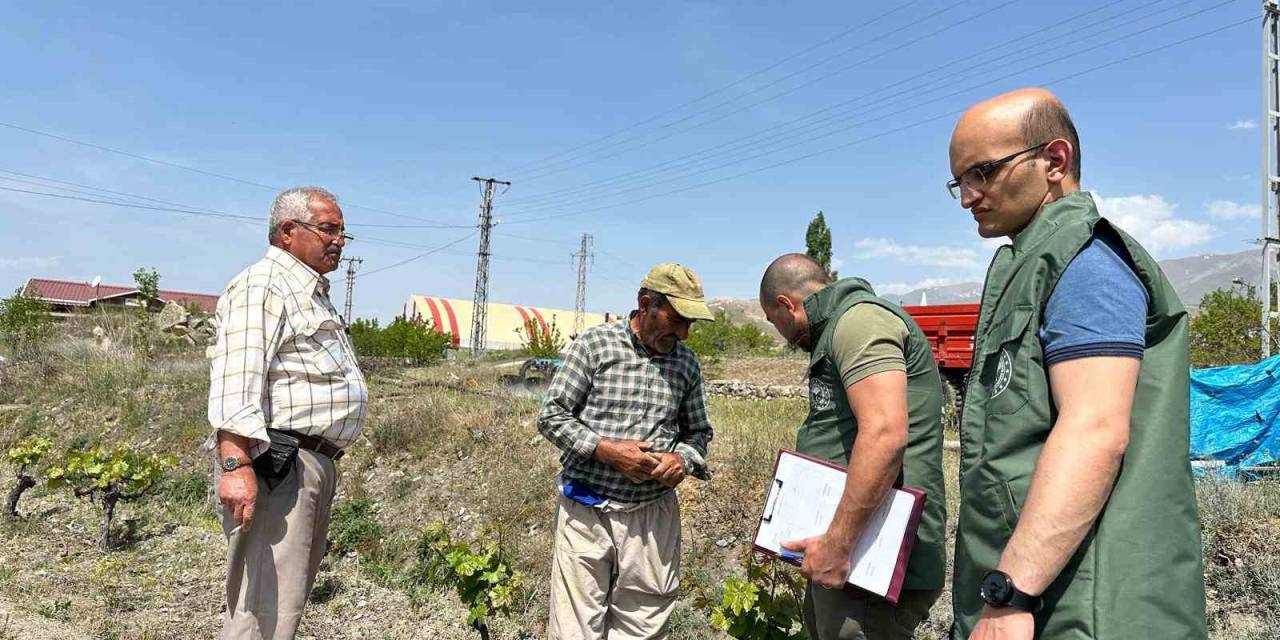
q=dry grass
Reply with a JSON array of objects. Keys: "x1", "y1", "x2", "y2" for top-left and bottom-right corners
[{"x1": 0, "y1": 339, "x2": 1276, "y2": 639}]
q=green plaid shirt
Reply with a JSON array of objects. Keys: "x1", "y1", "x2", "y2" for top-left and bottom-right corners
[{"x1": 537, "y1": 316, "x2": 713, "y2": 503}]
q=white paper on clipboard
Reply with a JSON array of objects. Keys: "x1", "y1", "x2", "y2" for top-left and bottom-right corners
[{"x1": 753, "y1": 449, "x2": 923, "y2": 601}]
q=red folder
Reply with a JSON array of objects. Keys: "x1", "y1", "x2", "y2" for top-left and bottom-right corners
[{"x1": 750, "y1": 448, "x2": 926, "y2": 605}]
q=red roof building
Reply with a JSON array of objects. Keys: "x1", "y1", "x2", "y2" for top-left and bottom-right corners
[{"x1": 21, "y1": 278, "x2": 220, "y2": 314}]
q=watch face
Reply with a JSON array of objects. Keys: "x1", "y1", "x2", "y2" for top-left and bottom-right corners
[{"x1": 980, "y1": 571, "x2": 1012, "y2": 606}]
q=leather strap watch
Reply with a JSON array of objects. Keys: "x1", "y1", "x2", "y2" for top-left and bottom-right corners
[
  {"x1": 221, "y1": 455, "x2": 252, "y2": 473},
  {"x1": 979, "y1": 570, "x2": 1043, "y2": 613}
]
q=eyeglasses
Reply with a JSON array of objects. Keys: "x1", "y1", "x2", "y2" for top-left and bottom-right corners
[
  {"x1": 947, "y1": 142, "x2": 1048, "y2": 199},
  {"x1": 293, "y1": 219, "x2": 355, "y2": 243}
]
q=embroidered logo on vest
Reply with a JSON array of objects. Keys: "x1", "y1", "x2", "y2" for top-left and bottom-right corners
[
  {"x1": 992, "y1": 348, "x2": 1013, "y2": 398},
  {"x1": 810, "y1": 379, "x2": 834, "y2": 411}
]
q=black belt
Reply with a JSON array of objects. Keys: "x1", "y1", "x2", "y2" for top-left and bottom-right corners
[{"x1": 282, "y1": 431, "x2": 345, "y2": 461}]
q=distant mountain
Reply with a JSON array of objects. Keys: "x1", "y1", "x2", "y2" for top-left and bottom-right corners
[
  {"x1": 884, "y1": 282, "x2": 984, "y2": 306},
  {"x1": 1156, "y1": 249, "x2": 1260, "y2": 309},
  {"x1": 880, "y1": 249, "x2": 1261, "y2": 309},
  {"x1": 710, "y1": 250, "x2": 1263, "y2": 331}
]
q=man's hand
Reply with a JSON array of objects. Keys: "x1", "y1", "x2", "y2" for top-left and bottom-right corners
[
  {"x1": 968, "y1": 607, "x2": 1034, "y2": 640},
  {"x1": 649, "y1": 452, "x2": 687, "y2": 487},
  {"x1": 593, "y1": 439, "x2": 658, "y2": 483},
  {"x1": 780, "y1": 533, "x2": 852, "y2": 589},
  {"x1": 219, "y1": 466, "x2": 258, "y2": 532}
]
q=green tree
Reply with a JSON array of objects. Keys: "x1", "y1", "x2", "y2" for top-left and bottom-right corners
[
  {"x1": 686, "y1": 309, "x2": 774, "y2": 358},
  {"x1": 1189, "y1": 285, "x2": 1279, "y2": 367},
  {"x1": 349, "y1": 316, "x2": 452, "y2": 365},
  {"x1": 805, "y1": 210, "x2": 837, "y2": 280},
  {"x1": 0, "y1": 288, "x2": 53, "y2": 354},
  {"x1": 131, "y1": 267, "x2": 160, "y2": 308},
  {"x1": 349, "y1": 318, "x2": 384, "y2": 356},
  {"x1": 514, "y1": 318, "x2": 566, "y2": 358}
]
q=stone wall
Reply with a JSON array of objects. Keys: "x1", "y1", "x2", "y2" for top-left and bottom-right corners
[{"x1": 705, "y1": 379, "x2": 805, "y2": 399}]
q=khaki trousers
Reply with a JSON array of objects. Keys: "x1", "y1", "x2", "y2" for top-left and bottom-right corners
[
  {"x1": 803, "y1": 584, "x2": 941, "y2": 640},
  {"x1": 214, "y1": 448, "x2": 338, "y2": 640},
  {"x1": 547, "y1": 491, "x2": 682, "y2": 640}
]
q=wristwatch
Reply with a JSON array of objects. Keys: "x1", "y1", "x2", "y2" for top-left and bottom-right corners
[
  {"x1": 221, "y1": 456, "x2": 252, "y2": 473},
  {"x1": 979, "y1": 570, "x2": 1043, "y2": 613}
]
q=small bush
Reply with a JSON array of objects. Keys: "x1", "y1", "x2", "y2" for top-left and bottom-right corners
[
  {"x1": 5, "y1": 436, "x2": 52, "y2": 519},
  {"x1": 45, "y1": 446, "x2": 176, "y2": 551},
  {"x1": 413, "y1": 523, "x2": 524, "y2": 639},
  {"x1": 350, "y1": 316, "x2": 452, "y2": 365},
  {"x1": 0, "y1": 288, "x2": 53, "y2": 356},
  {"x1": 515, "y1": 318, "x2": 566, "y2": 358},
  {"x1": 329, "y1": 498, "x2": 385, "y2": 557},
  {"x1": 687, "y1": 310, "x2": 773, "y2": 358},
  {"x1": 693, "y1": 555, "x2": 806, "y2": 639}
]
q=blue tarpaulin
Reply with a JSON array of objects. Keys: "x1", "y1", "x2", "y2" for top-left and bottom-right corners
[{"x1": 1189, "y1": 354, "x2": 1280, "y2": 477}]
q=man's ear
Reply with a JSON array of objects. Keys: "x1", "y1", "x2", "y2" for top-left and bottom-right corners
[
  {"x1": 1043, "y1": 138, "x2": 1073, "y2": 185},
  {"x1": 776, "y1": 294, "x2": 793, "y2": 313}
]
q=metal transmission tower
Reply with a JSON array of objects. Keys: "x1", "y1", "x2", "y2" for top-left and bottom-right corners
[
  {"x1": 340, "y1": 257, "x2": 363, "y2": 323},
  {"x1": 470, "y1": 177, "x2": 510, "y2": 354},
  {"x1": 572, "y1": 234, "x2": 593, "y2": 336},
  {"x1": 1265, "y1": 0, "x2": 1280, "y2": 358}
]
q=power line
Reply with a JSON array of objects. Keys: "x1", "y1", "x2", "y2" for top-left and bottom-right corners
[
  {"x1": 0, "y1": 177, "x2": 473, "y2": 252},
  {"x1": 0, "y1": 120, "x2": 467, "y2": 227},
  {"x1": 508, "y1": 0, "x2": 1001, "y2": 182},
  {"x1": 501, "y1": 13, "x2": 1256, "y2": 226},
  {"x1": 359, "y1": 232, "x2": 478, "y2": 277},
  {"x1": 499, "y1": 0, "x2": 1142, "y2": 211},
  {"x1": 501, "y1": 0, "x2": 1205, "y2": 217},
  {"x1": 500, "y1": 0, "x2": 1243, "y2": 218},
  {"x1": 497, "y1": 1, "x2": 925, "y2": 176}
]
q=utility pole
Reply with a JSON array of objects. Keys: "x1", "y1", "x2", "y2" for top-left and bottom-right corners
[
  {"x1": 471, "y1": 176, "x2": 510, "y2": 354},
  {"x1": 1263, "y1": 0, "x2": 1280, "y2": 358},
  {"x1": 572, "y1": 233, "x2": 593, "y2": 336},
  {"x1": 340, "y1": 257, "x2": 363, "y2": 323}
]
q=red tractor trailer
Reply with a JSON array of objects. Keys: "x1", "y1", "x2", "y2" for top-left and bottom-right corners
[{"x1": 902, "y1": 303, "x2": 981, "y2": 414}]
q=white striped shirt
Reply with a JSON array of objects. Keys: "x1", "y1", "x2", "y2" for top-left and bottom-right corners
[{"x1": 208, "y1": 246, "x2": 368, "y2": 458}]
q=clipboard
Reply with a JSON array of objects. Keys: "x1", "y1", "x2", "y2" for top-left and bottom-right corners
[{"x1": 751, "y1": 449, "x2": 926, "y2": 605}]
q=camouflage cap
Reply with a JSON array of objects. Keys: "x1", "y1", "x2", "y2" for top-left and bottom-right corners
[{"x1": 640, "y1": 263, "x2": 715, "y2": 321}]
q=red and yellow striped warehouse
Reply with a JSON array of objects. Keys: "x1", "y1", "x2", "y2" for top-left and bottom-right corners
[{"x1": 402, "y1": 296, "x2": 618, "y2": 351}]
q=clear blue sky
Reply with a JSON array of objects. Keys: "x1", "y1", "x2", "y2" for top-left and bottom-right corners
[{"x1": 0, "y1": 0, "x2": 1262, "y2": 322}]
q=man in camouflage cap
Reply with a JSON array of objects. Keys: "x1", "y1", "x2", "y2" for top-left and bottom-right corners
[{"x1": 538, "y1": 263, "x2": 715, "y2": 640}]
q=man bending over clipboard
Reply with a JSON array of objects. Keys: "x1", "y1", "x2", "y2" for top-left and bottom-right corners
[{"x1": 758, "y1": 254, "x2": 947, "y2": 640}]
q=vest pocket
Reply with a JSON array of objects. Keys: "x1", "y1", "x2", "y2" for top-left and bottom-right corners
[{"x1": 977, "y1": 306, "x2": 1035, "y2": 416}]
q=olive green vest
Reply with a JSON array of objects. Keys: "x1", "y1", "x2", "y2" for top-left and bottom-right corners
[
  {"x1": 951, "y1": 192, "x2": 1207, "y2": 638},
  {"x1": 798, "y1": 278, "x2": 947, "y2": 591}
]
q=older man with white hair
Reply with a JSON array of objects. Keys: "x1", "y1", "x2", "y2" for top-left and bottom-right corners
[{"x1": 208, "y1": 186, "x2": 368, "y2": 639}]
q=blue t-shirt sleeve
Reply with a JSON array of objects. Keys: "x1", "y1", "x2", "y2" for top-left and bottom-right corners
[{"x1": 1039, "y1": 232, "x2": 1148, "y2": 365}]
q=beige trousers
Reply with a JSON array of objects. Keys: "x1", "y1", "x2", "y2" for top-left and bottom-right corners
[
  {"x1": 803, "y1": 584, "x2": 941, "y2": 640},
  {"x1": 547, "y1": 491, "x2": 682, "y2": 640},
  {"x1": 215, "y1": 448, "x2": 338, "y2": 640}
]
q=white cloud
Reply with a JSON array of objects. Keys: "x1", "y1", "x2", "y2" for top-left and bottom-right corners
[
  {"x1": 877, "y1": 277, "x2": 965, "y2": 295},
  {"x1": 1228, "y1": 119, "x2": 1258, "y2": 130},
  {"x1": 0, "y1": 256, "x2": 61, "y2": 271},
  {"x1": 1092, "y1": 192, "x2": 1214, "y2": 256},
  {"x1": 853, "y1": 238, "x2": 981, "y2": 270},
  {"x1": 1206, "y1": 200, "x2": 1261, "y2": 220}
]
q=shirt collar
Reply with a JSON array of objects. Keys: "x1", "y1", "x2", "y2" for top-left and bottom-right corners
[{"x1": 265, "y1": 245, "x2": 329, "y2": 296}]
